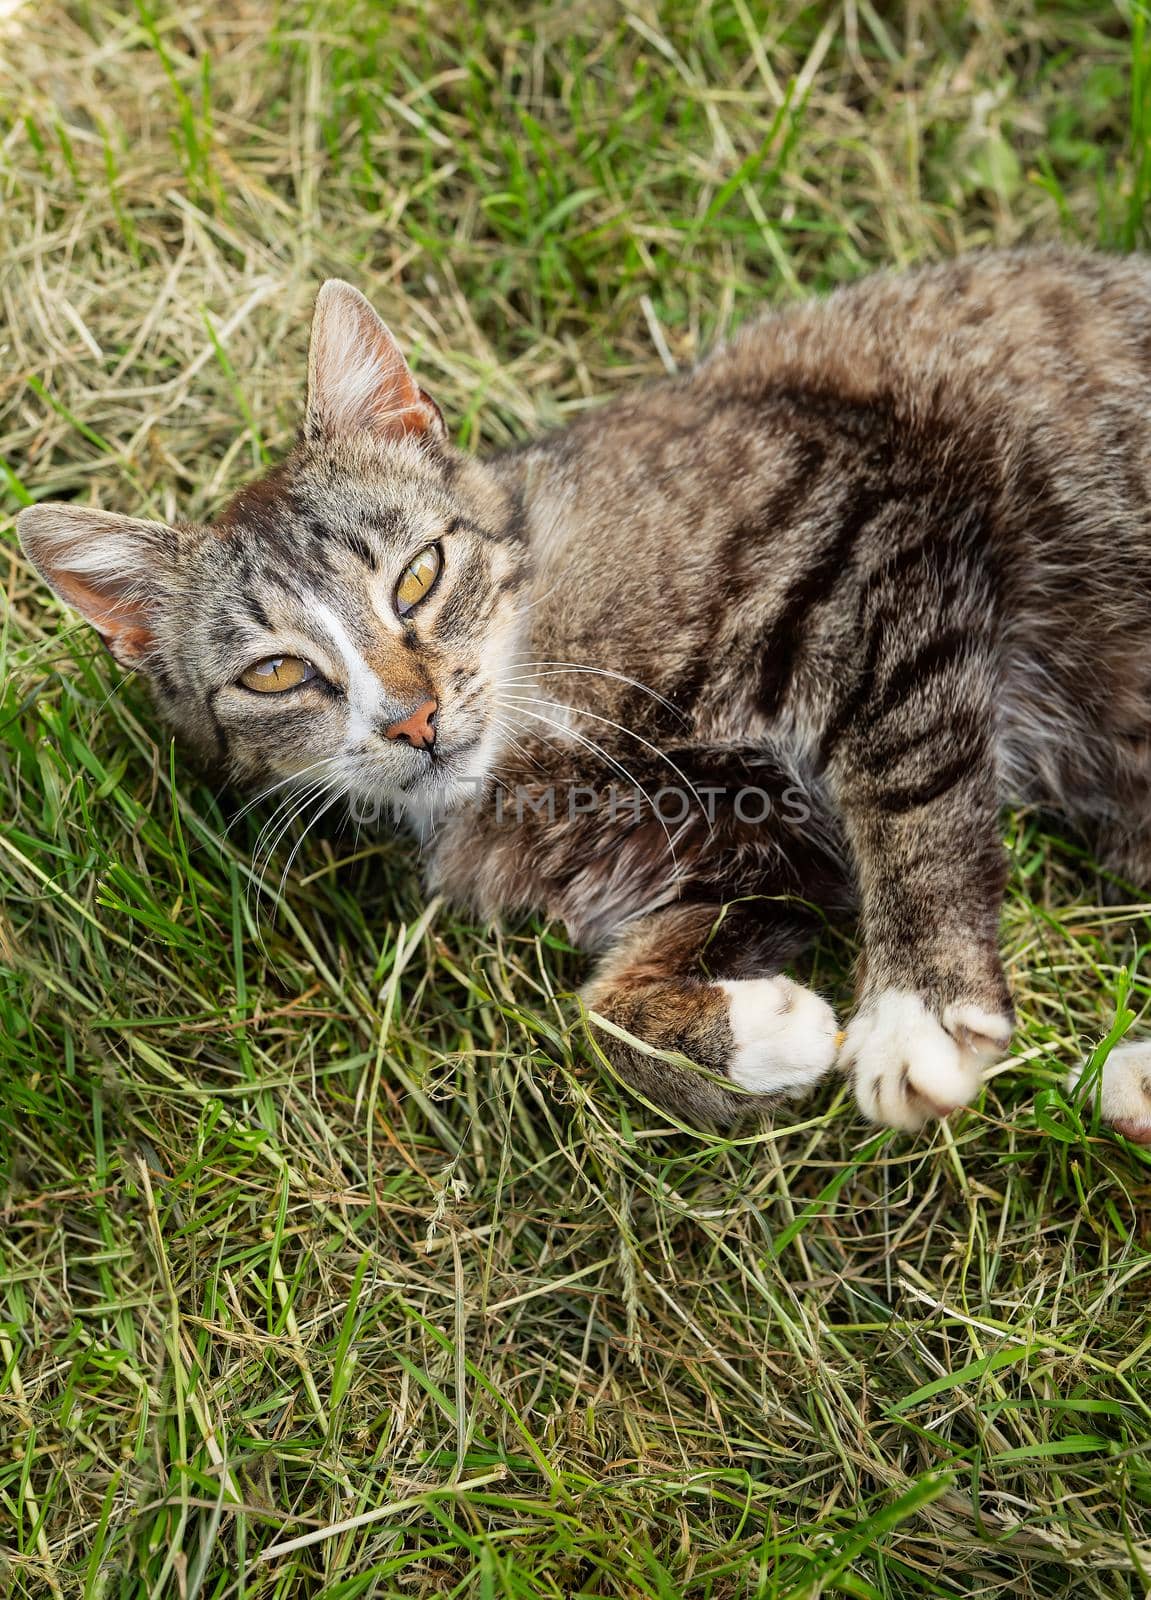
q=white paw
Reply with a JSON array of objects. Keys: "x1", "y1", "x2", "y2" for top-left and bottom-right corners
[
  {"x1": 845, "y1": 989, "x2": 1012, "y2": 1132},
  {"x1": 717, "y1": 976, "x2": 839, "y2": 1096},
  {"x1": 1069, "y1": 1042, "x2": 1151, "y2": 1143}
]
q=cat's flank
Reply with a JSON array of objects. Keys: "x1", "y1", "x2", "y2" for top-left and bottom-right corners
[{"x1": 18, "y1": 250, "x2": 1151, "y2": 1141}]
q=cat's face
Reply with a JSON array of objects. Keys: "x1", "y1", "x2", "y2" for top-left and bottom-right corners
[{"x1": 18, "y1": 282, "x2": 530, "y2": 821}]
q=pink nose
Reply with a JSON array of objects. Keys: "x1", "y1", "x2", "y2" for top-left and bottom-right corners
[{"x1": 384, "y1": 698, "x2": 438, "y2": 750}]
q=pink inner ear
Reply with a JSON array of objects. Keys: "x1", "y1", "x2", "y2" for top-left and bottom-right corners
[
  {"x1": 360, "y1": 340, "x2": 429, "y2": 438},
  {"x1": 52, "y1": 569, "x2": 155, "y2": 661}
]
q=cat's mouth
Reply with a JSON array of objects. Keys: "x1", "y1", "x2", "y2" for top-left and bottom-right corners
[
  {"x1": 342, "y1": 725, "x2": 498, "y2": 822},
  {"x1": 400, "y1": 734, "x2": 481, "y2": 792}
]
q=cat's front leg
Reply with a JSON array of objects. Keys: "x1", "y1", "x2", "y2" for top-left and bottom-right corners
[
  {"x1": 818, "y1": 525, "x2": 1017, "y2": 1131},
  {"x1": 829, "y1": 725, "x2": 1013, "y2": 1131},
  {"x1": 843, "y1": 987, "x2": 1012, "y2": 1130},
  {"x1": 583, "y1": 901, "x2": 839, "y2": 1126}
]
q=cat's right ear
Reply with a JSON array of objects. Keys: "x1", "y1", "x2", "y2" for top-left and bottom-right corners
[
  {"x1": 305, "y1": 280, "x2": 446, "y2": 447},
  {"x1": 16, "y1": 504, "x2": 178, "y2": 670}
]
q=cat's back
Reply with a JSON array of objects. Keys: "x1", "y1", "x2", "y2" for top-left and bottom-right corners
[
  {"x1": 517, "y1": 249, "x2": 1151, "y2": 556},
  {"x1": 504, "y1": 248, "x2": 1151, "y2": 805},
  {"x1": 693, "y1": 246, "x2": 1151, "y2": 644},
  {"x1": 701, "y1": 250, "x2": 1151, "y2": 833},
  {"x1": 709, "y1": 247, "x2": 1151, "y2": 421}
]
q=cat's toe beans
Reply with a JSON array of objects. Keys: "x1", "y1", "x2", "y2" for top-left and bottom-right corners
[
  {"x1": 717, "y1": 976, "x2": 839, "y2": 1097},
  {"x1": 847, "y1": 989, "x2": 1008, "y2": 1132},
  {"x1": 1069, "y1": 1042, "x2": 1151, "y2": 1143}
]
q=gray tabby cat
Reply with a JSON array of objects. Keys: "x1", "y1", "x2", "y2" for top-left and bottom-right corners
[{"x1": 18, "y1": 249, "x2": 1151, "y2": 1141}]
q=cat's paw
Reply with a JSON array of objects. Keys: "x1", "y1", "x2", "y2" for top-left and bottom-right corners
[
  {"x1": 717, "y1": 976, "x2": 839, "y2": 1097},
  {"x1": 844, "y1": 989, "x2": 1012, "y2": 1131},
  {"x1": 1069, "y1": 1042, "x2": 1151, "y2": 1143}
]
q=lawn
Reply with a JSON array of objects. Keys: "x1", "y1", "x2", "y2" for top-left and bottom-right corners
[{"x1": 2, "y1": 1, "x2": 1151, "y2": 1595}]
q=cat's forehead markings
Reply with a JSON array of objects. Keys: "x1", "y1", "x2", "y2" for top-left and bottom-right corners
[{"x1": 215, "y1": 467, "x2": 295, "y2": 540}]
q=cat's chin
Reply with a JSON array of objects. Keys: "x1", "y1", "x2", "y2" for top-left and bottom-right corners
[{"x1": 347, "y1": 729, "x2": 502, "y2": 832}]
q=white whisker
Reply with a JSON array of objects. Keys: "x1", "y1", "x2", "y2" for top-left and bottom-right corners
[
  {"x1": 500, "y1": 691, "x2": 709, "y2": 831},
  {"x1": 503, "y1": 658, "x2": 685, "y2": 721},
  {"x1": 248, "y1": 771, "x2": 338, "y2": 941},
  {"x1": 228, "y1": 756, "x2": 345, "y2": 834},
  {"x1": 495, "y1": 698, "x2": 682, "y2": 874},
  {"x1": 511, "y1": 578, "x2": 564, "y2": 620},
  {"x1": 277, "y1": 782, "x2": 347, "y2": 902},
  {"x1": 487, "y1": 713, "x2": 545, "y2": 770}
]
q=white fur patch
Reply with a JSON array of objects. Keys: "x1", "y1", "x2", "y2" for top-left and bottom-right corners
[
  {"x1": 941, "y1": 1002, "x2": 1014, "y2": 1051},
  {"x1": 313, "y1": 600, "x2": 384, "y2": 744},
  {"x1": 846, "y1": 988, "x2": 1011, "y2": 1131},
  {"x1": 717, "y1": 976, "x2": 839, "y2": 1096},
  {"x1": 1069, "y1": 1042, "x2": 1151, "y2": 1144}
]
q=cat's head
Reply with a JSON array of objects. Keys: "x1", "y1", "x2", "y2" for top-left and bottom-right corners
[{"x1": 18, "y1": 281, "x2": 530, "y2": 821}]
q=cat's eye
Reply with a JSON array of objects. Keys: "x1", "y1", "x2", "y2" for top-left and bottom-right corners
[
  {"x1": 395, "y1": 544, "x2": 442, "y2": 616},
  {"x1": 239, "y1": 656, "x2": 317, "y2": 693}
]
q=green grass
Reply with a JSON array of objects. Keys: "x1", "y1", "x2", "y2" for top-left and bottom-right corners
[{"x1": 3, "y1": 1, "x2": 1151, "y2": 1594}]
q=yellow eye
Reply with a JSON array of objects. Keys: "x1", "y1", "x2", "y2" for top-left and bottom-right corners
[
  {"x1": 239, "y1": 656, "x2": 316, "y2": 693},
  {"x1": 395, "y1": 544, "x2": 442, "y2": 616}
]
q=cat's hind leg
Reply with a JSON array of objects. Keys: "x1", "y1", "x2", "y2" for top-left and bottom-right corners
[
  {"x1": 583, "y1": 901, "x2": 840, "y2": 1127},
  {"x1": 1069, "y1": 1043, "x2": 1151, "y2": 1143}
]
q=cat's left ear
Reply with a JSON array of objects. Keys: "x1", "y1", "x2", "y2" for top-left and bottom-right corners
[
  {"x1": 16, "y1": 503, "x2": 178, "y2": 670},
  {"x1": 305, "y1": 280, "x2": 446, "y2": 447}
]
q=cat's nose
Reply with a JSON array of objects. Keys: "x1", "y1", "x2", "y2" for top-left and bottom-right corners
[{"x1": 384, "y1": 698, "x2": 438, "y2": 750}]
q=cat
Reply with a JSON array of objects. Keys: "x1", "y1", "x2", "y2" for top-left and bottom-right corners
[{"x1": 18, "y1": 248, "x2": 1151, "y2": 1141}]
